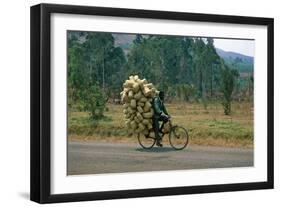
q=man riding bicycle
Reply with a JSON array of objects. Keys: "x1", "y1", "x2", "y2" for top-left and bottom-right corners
[{"x1": 152, "y1": 91, "x2": 170, "y2": 147}]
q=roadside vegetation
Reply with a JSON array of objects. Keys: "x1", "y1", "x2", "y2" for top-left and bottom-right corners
[
  {"x1": 67, "y1": 31, "x2": 254, "y2": 148},
  {"x1": 68, "y1": 102, "x2": 253, "y2": 148}
]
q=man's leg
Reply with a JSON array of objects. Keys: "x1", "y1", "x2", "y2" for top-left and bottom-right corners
[
  {"x1": 159, "y1": 116, "x2": 168, "y2": 133},
  {"x1": 152, "y1": 116, "x2": 162, "y2": 147}
]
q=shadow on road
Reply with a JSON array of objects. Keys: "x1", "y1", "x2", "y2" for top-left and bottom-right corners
[{"x1": 135, "y1": 147, "x2": 177, "y2": 153}]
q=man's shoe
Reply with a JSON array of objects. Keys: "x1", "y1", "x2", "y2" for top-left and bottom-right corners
[{"x1": 156, "y1": 141, "x2": 163, "y2": 147}]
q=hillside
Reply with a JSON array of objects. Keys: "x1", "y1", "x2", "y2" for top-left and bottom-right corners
[
  {"x1": 215, "y1": 48, "x2": 253, "y2": 64},
  {"x1": 215, "y1": 48, "x2": 254, "y2": 73}
]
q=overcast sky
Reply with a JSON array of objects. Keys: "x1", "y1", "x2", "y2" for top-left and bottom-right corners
[{"x1": 213, "y1": 38, "x2": 255, "y2": 57}]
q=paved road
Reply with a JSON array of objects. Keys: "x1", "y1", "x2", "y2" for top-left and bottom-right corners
[{"x1": 67, "y1": 141, "x2": 253, "y2": 175}]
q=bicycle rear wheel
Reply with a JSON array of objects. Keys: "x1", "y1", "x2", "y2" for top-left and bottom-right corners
[
  {"x1": 169, "y1": 126, "x2": 189, "y2": 150},
  {"x1": 138, "y1": 133, "x2": 156, "y2": 149}
]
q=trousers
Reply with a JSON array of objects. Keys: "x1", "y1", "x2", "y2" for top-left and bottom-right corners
[{"x1": 152, "y1": 115, "x2": 168, "y2": 141}]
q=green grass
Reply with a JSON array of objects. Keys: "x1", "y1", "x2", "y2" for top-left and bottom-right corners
[
  {"x1": 190, "y1": 120, "x2": 253, "y2": 140},
  {"x1": 68, "y1": 101, "x2": 253, "y2": 148}
]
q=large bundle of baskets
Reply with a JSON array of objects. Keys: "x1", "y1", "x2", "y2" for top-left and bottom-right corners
[{"x1": 120, "y1": 75, "x2": 157, "y2": 134}]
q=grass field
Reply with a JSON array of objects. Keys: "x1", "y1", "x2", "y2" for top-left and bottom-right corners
[{"x1": 68, "y1": 102, "x2": 253, "y2": 148}]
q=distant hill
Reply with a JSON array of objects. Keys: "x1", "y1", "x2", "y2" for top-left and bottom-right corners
[
  {"x1": 215, "y1": 48, "x2": 254, "y2": 73},
  {"x1": 215, "y1": 48, "x2": 254, "y2": 64}
]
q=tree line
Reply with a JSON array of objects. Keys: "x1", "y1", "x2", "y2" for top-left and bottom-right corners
[{"x1": 67, "y1": 31, "x2": 253, "y2": 118}]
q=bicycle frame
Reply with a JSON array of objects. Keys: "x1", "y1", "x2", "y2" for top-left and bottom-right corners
[
  {"x1": 146, "y1": 118, "x2": 173, "y2": 139},
  {"x1": 138, "y1": 117, "x2": 189, "y2": 150}
]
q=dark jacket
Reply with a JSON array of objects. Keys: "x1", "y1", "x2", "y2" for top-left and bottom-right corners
[{"x1": 152, "y1": 96, "x2": 168, "y2": 119}]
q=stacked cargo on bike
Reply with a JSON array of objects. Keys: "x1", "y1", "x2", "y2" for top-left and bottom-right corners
[{"x1": 120, "y1": 75, "x2": 157, "y2": 135}]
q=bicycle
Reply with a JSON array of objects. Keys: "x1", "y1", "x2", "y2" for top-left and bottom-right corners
[{"x1": 137, "y1": 118, "x2": 189, "y2": 150}]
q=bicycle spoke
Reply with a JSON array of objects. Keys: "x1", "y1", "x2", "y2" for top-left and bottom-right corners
[
  {"x1": 138, "y1": 133, "x2": 156, "y2": 149},
  {"x1": 169, "y1": 126, "x2": 189, "y2": 150}
]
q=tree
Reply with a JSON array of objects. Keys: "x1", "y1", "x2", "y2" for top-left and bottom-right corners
[
  {"x1": 83, "y1": 33, "x2": 115, "y2": 90},
  {"x1": 67, "y1": 32, "x2": 126, "y2": 119},
  {"x1": 68, "y1": 31, "x2": 250, "y2": 113},
  {"x1": 192, "y1": 38, "x2": 206, "y2": 97},
  {"x1": 126, "y1": 35, "x2": 194, "y2": 93},
  {"x1": 191, "y1": 38, "x2": 221, "y2": 99},
  {"x1": 106, "y1": 47, "x2": 126, "y2": 98},
  {"x1": 133, "y1": 34, "x2": 143, "y2": 44},
  {"x1": 67, "y1": 36, "x2": 88, "y2": 102},
  {"x1": 205, "y1": 38, "x2": 220, "y2": 97},
  {"x1": 79, "y1": 85, "x2": 107, "y2": 120},
  {"x1": 220, "y1": 63, "x2": 239, "y2": 115}
]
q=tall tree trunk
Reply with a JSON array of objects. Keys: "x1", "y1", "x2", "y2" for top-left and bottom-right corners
[
  {"x1": 210, "y1": 64, "x2": 213, "y2": 97},
  {"x1": 199, "y1": 66, "x2": 203, "y2": 97},
  {"x1": 102, "y1": 47, "x2": 105, "y2": 91}
]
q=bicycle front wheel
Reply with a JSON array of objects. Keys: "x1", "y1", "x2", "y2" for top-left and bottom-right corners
[
  {"x1": 138, "y1": 133, "x2": 156, "y2": 149},
  {"x1": 169, "y1": 126, "x2": 189, "y2": 150}
]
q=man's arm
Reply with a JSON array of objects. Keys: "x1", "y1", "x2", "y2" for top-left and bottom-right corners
[
  {"x1": 162, "y1": 104, "x2": 169, "y2": 116},
  {"x1": 153, "y1": 97, "x2": 162, "y2": 115}
]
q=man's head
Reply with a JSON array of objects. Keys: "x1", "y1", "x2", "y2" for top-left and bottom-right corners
[{"x1": 159, "y1": 91, "x2": 165, "y2": 101}]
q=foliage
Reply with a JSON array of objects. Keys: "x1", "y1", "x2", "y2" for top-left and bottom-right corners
[
  {"x1": 79, "y1": 85, "x2": 107, "y2": 120},
  {"x1": 174, "y1": 84, "x2": 197, "y2": 102},
  {"x1": 67, "y1": 32, "x2": 126, "y2": 119},
  {"x1": 68, "y1": 102, "x2": 253, "y2": 148},
  {"x1": 67, "y1": 31, "x2": 251, "y2": 117},
  {"x1": 220, "y1": 62, "x2": 239, "y2": 115}
]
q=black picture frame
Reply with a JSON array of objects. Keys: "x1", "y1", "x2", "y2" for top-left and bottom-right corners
[{"x1": 30, "y1": 3, "x2": 274, "y2": 204}]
